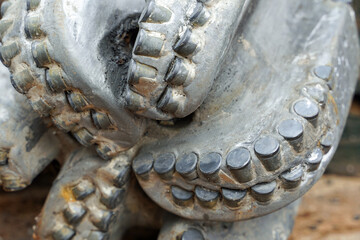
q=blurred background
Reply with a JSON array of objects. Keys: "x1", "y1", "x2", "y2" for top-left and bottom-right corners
[{"x1": 0, "y1": 1, "x2": 359, "y2": 240}]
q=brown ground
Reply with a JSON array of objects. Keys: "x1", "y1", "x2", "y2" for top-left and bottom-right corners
[
  {"x1": 290, "y1": 175, "x2": 360, "y2": 240},
  {"x1": 0, "y1": 175, "x2": 359, "y2": 240},
  {"x1": 0, "y1": 178, "x2": 51, "y2": 240}
]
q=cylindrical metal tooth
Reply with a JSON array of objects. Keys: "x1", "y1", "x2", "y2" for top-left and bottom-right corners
[
  {"x1": 181, "y1": 228, "x2": 204, "y2": 240},
  {"x1": 100, "y1": 163, "x2": 130, "y2": 188},
  {"x1": 99, "y1": 186, "x2": 125, "y2": 209},
  {"x1": 226, "y1": 147, "x2": 253, "y2": 183},
  {"x1": 293, "y1": 99, "x2": 319, "y2": 124},
  {"x1": 154, "y1": 152, "x2": 176, "y2": 180},
  {"x1": 278, "y1": 119, "x2": 304, "y2": 151},
  {"x1": 199, "y1": 152, "x2": 221, "y2": 182},
  {"x1": 133, "y1": 29, "x2": 164, "y2": 57},
  {"x1": 0, "y1": 148, "x2": 9, "y2": 166},
  {"x1": 175, "y1": 152, "x2": 198, "y2": 180},
  {"x1": 10, "y1": 69, "x2": 35, "y2": 94},
  {"x1": 31, "y1": 41, "x2": 52, "y2": 67},
  {"x1": 88, "y1": 231, "x2": 108, "y2": 240},
  {"x1": 157, "y1": 87, "x2": 185, "y2": 113},
  {"x1": 45, "y1": 67, "x2": 67, "y2": 92},
  {"x1": 90, "y1": 209, "x2": 114, "y2": 232},
  {"x1": 165, "y1": 58, "x2": 192, "y2": 86},
  {"x1": 51, "y1": 114, "x2": 77, "y2": 132},
  {"x1": 320, "y1": 132, "x2": 333, "y2": 153},
  {"x1": 314, "y1": 65, "x2": 332, "y2": 81},
  {"x1": 1, "y1": 172, "x2": 26, "y2": 191},
  {"x1": 111, "y1": 165, "x2": 130, "y2": 188},
  {"x1": 305, "y1": 148, "x2": 323, "y2": 171},
  {"x1": 63, "y1": 202, "x2": 87, "y2": 225},
  {"x1": 30, "y1": 97, "x2": 52, "y2": 116},
  {"x1": 127, "y1": 60, "x2": 157, "y2": 85},
  {"x1": 280, "y1": 166, "x2": 303, "y2": 189},
  {"x1": 189, "y1": 2, "x2": 211, "y2": 26},
  {"x1": 195, "y1": 186, "x2": 219, "y2": 208},
  {"x1": 171, "y1": 185, "x2": 194, "y2": 207},
  {"x1": 72, "y1": 128, "x2": 94, "y2": 147},
  {"x1": 278, "y1": 119, "x2": 303, "y2": 140},
  {"x1": 71, "y1": 180, "x2": 95, "y2": 200},
  {"x1": 222, "y1": 188, "x2": 247, "y2": 208},
  {"x1": 1, "y1": 2, "x2": 11, "y2": 18},
  {"x1": 27, "y1": 0, "x2": 41, "y2": 11},
  {"x1": 173, "y1": 27, "x2": 198, "y2": 57},
  {"x1": 25, "y1": 14, "x2": 43, "y2": 38},
  {"x1": 66, "y1": 91, "x2": 89, "y2": 112},
  {"x1": 127, "y1": 60, "x2": 159, "y2": 97},
  {"x1": 0, "y1": 19, "x2": 13, "y2": 39},
  {"x1": 254, "y1": 136, "x2": 281, "y2": 171},
  {"x1": 139, "y1": 1, "x2": 172, "y2": 23},
  {"x1": 125, "y1": 89, "x2": 147, "y2": 112},
  {"x1": 0, "y1": 41, "x2": 20, "y2": 67},
  {"x1": 132, "y1": 153, "x2": 154, "y2": 179},
  {"x1": 52, "y1": 226, "x2": 75, "y2": 240},
  {"x1": 95, "y1": 143, "x2": 113, "y2": 161},
  {"x1": 251, "y1": 181, "x2": 277, "y2": 203},
  {"x1": 91, "y1": 110, "x2": 112, "y2": 130}
]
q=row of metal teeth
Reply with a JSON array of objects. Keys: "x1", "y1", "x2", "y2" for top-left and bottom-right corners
[
  {"x1": 132, "y1": 83, "x2": 330, "y2": 182},
  {"x1": 54, "y1": 177, "x2": 205, "y2": 240},
  {"x1": 133, "y1": 64, "x2": 335, "y2": 209},
  {"x1": 134, "y1": 150, "x2": 324, "y2": 209},
  {"x1": 0, "y1": 0, "x2": 121, "y2": 160},
  {"x1": 50, "y1": 160, "x2": 130, "y2": 240},
  {"x1": 53, "y1": 180, "x2": 113, "y2": 240},
  {"x1": 126, "y1": 0, "x2": 211, "y2": 119}
]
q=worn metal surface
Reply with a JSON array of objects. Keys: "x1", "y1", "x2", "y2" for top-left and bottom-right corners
[
  {"x1": 0, "y1": 63, "x2": 60, "y2": 191},
  {"x1": 125, "y1": 0, "x2": 251, "y2": 120},
  {"x1": 134, "y1": 0, "x2": 360, "y2": 221},
  {"x1": 34, "y1": 148, "x2": 140, "y2": 240},
  {"x1": 0, "y1": 0, "x2": 358, "y2": 239},
  {"x1": 0, "y1": 0, "x2": 146, "y2": 159}
]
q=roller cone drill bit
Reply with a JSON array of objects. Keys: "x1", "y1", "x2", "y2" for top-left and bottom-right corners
[{"x1": 0, "y1": 0, "x2": 358, "y2": 239}]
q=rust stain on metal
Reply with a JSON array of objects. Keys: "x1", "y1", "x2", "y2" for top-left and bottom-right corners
[
  {"x1": 132, "y1": 77, "x2": 159, "y2": 97},
  {"x1": 219, "y1": 171, "x2": 239, "y2": 185},
  {"x1": 328, "y1": 93, "x2": 339, "y2": 125},
  {"x1": 60, "y1": 186, "x2": 76, "y2": 202}
]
